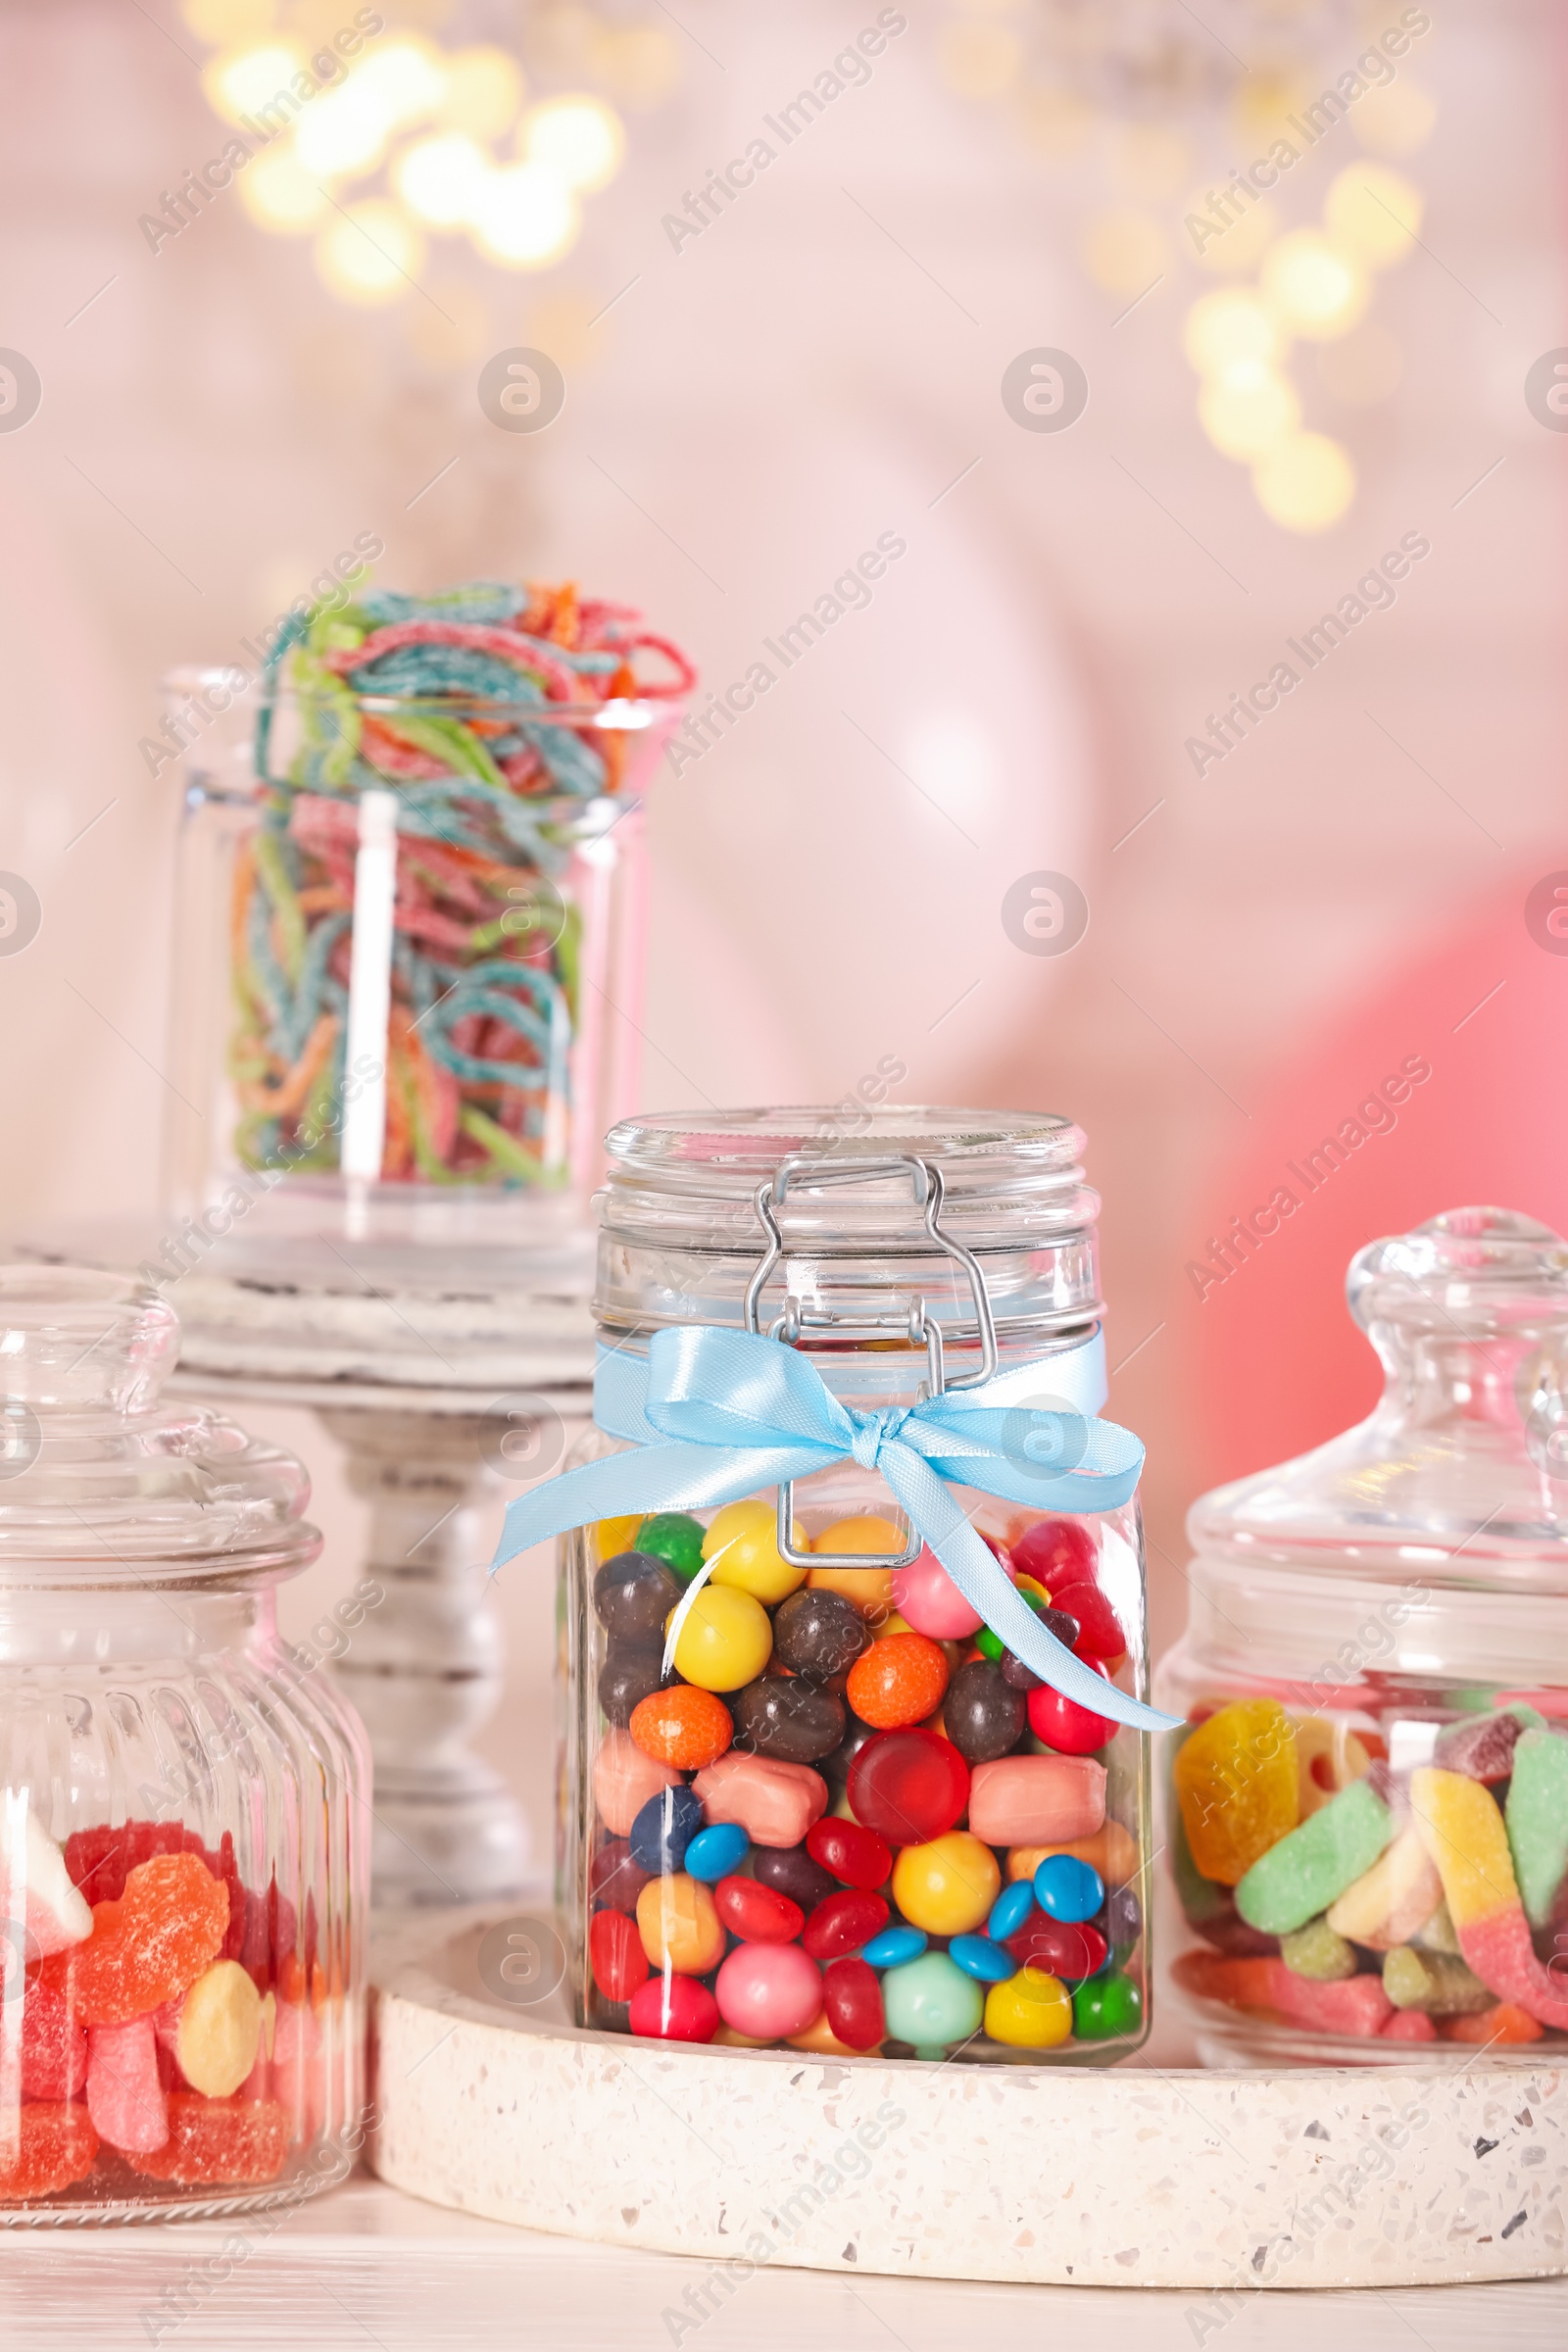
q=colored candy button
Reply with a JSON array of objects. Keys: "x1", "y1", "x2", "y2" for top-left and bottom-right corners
[
  {"x1": 860, "y1": 1926, "x2": 926, "y2": 1968},
  {"x1": 682, "y1": 1823, "x2": 748, "y2": 1884},
  {"x1": 947, "y1": 1935, "x2": 1015, "y2": 1984},
  {"x1": 987, "y1": 1880, "x2": 1036, "y2": 1942},
  {"x1": 1033, "y1": 1854, "x2": 1104, "y2": 1924}
]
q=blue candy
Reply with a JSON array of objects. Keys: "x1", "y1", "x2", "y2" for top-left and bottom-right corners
[
  {"x1": 860, "y1": 1926, "x2": 928, "y2": 1969},
  {"x1": 683, "y1": 1823, "x2": 748, "y2": 1884},
  {"x1": 1033, "y1": 1854, "x2": 1105, "y2": 1925},
  {"x1": 947, "y1": 1934, "x2": 1015, "y2": 1984},
  {"x1": 986, "y1": 1881, "x2": 1036, "y2": 1942},
  {"x1": 628, "y1": 1785, "x2": 705, "y2": 1875}
]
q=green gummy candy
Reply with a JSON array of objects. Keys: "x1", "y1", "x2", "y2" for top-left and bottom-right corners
[
  {"x1": 1235, "y1": 1777, "x2": 1394, "y2": 1936},
  {"x1": 1279, "y1": 1917, "x2": 1357, "y2": 1981},
  {"x1": 1383, "y1": 1945, "x2": 1494, "y2": 2016},
  {"x1": 1505, "y1": 1728, "x2": 1568, "y2": 1929},
  {"x1": 1412, "y1": 1900, "x2": 1460, "y2": 1955}
]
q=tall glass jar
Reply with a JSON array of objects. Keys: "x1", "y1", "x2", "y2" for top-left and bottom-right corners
[
  {"x1": 1157, "y1": 1208, "x2": 1568, "y2": 2066},
  {"x1": 0, "y1": 1267, "x2": 368, "y2": 2219},
  {"x1": 555, "y1": 1109, "x2": 1154, "y2": 2065}
]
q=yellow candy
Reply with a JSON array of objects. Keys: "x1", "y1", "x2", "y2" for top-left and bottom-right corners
[
  {"x1": 668, "y1": 1585, "x2": 773, "y2": 1691},
  {"x1": 636, "y1": 1875, "x2": 725, "y2": 1975},
  {"x1": 175, "y1": 1959, "x2": 263, "y2": 2098},
  {"x1": 1007, "y1": 1821, "x2": 1140, "y2": 1885},
  {"x1": 1173, "y1": 1699, "x2": 1298, "y2": 1886},
  {"x1": 984, "y1": 1967, "x2": 1073, "y2": 2049},
  {"x1": 703, "y1": 1498, "x2": 808, "y2": 1605},
  {"x1": 786, "y1": 2010, "x2": 879, "y2": 2057},
  {"x1": 806, "y1": 1513, "x2": 903, "y2": 1616},
  {"x1": 594, "y1": 1514, "x2": 644, "y2": 1562},
  {"x1": 891, "y1": 1831, "x2": 1000, "y2": 1936}
]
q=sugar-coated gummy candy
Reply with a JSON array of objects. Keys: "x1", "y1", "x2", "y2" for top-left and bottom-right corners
[
  {"x1": 1380, "y1": 2008, "x2": 1438, "y2": 2042},
  {"x1": 802, "y1": 1888, "x2": 890, "y2": 1960},
  {"x1": 1235, "y1": 1775, "x2": 1394, "y2": 1936},
  {"x1": 592, "y1": 1729, "x2": 681, "y2": 1838},
  {"x1": 806, "y1": 1817, "x2": 892, "y2": 1891},
  {"x1": 1026, "y1": 1665, "x2": 1115, "y2": 1758},
  {"x1": 1072, "y1": 1969, "x2": 1143, "y2": 2041},
  {"x1": 1173, "y1": 1951, "x2": 1394, "y2": 2037},
  {"x1": 1005, "y1": 1916, "x2": 1106, "y2": 1982},
  {"x1": 173, "y1": 1959, "x2": 265, "y2": 2098},
  {"x1": 713, "y1": 1941, "x2": 822, "y2": 2040},
  {"x1": 1438, "y1": 2001, "x2": 1544, "y2": 2045},
  {"x1": 1173, "y1": 1701, "x2": 1299, "y2": 1886},
  {"x1": 589, "y1": 1836, "x2": 654, "y2": 1913},
  {"x1": 943, "y1": 1660, "x2": 1026, "y2": 1765},
  {"x1": 1324, "y1": 1820, "x2": 1444, "y2": 1952},
  {"x1": 882, "y1": 1950, "x2": 985, "y2": 2047},
  {"x1": 846, "y1": 1633, "x2": 949, "y2": 1731},
  {"x1": 1433, "y1": 1705, "x2": 1544, "y2": 1785},
  {"x1": 1504, "y1": 1727, "x2": 1568, "y2": 1929},
  {"x1": 67, "y1": 1822, "x2": 245, "y2": 1966},
  {"x1": 85, "y1": 2014, "x2": 168, "y2": 2153},
  {"x1": 598, "y1": 1644, "x2": 668, "y2": 1728},
  {"x1": 0, "y1": 2102, "x2": 101, "y2": 2199},
  {"x1": 1032, "y1": 1854, "x2": 1103, "y2": 1924},
  {"x1": 692, "y1": 1753, "x2": 827, "y2": 1847},
  {"x1": 987, "y1": 1881, "x2": 1036, "y2": 1942},
  {"x1": 891, "y1": 1832, "x2": 1000, "y2": 1937},
  {"x1": 670, "y1": 1585, "x2": 773, "y2": 1692},
  {"x1": 593, "y1": 1551, "x2": 682, "y2": 1642},
  {"x1": 1292, "y1": 1717, "x2": 1374, "y2": 1819},
  {"x1": 1382, "y1": 1944, "x2": 1494, "y2": 2015},
  {"x1": 702, "y1": 1499, "x2": 808, "y2": 1605},
  {"x1": 890, "y1": 1546, "x2": 985, "y2": 1641},
  {"x1": 1006, "y1": 1820, "x2": 1138, "y2": 1886},
  {"x1": 859, "y1": 1925, "x2": 926, "y2": 1968},
  {"x1": 1413, "y1": 1900, "x2": 1459, "y2": 1954},
  {"x1": 628, "y1": 1784, "x2": 706, "y2": 1875},
  {"x1": 1, "y1": 1810, "x2": 92, "y2": 1959},
  {"x1": 629, "y1": 1685, "x2": 733, "y2": 1772},
  {"x1": 1410, "y1": 1766, "x2": 1568, "y2": 2029},
  {"x1": 947, "y1": 1934, "x2": 1015, "y2": 1984},
  {"x1": 635, "y1": 1875, "x2": 725, "y2": 1976},
  {"x1": 127, "y1": 2096, "x2": 289, "y2": 2185},
  {"x1": 732, "y1": 1675, "x2": 845, "y2": 1764},
  {"x1": 588, "y1": 1907, "x2": 649, "y2": 2003},
  {"x1": 627, "y1": 1975, "x2": 718, "y2": 2043},
  {"x1": 847, "y1": 1728, "x2": 969, "y2": 1845},
  {"x1": 751, "y1": 1840, "x2": 838, "y2": 1912},
  {"x1": 682, "y1": 1823, "x2": 748, "y2": 1884},
  {"x1": 1278, "y1": 1917, "x2": 1356, "y2": 1981},
  {"x1": 822, "y1": 1957, "x2": 884, "y2": 2049},
  {"x1": 968, "y1": 1755, "x2": 1105, "y2": 1847},
  {"x1": 713, "y1": 1875, "x2": 804, "y2": 1944},
  {"x1": 1008, "y1": 1517, "x2": 1098, "y2": 1592},
  {"x1": 634, "y1": 1512, "x2": 708, "y2": 1584},
  {"x1": 983, "y1": 1966, "x2": 1073, "y2": 2050},
  {"x1": 20, "y1": 1972, "x2": 88, "y2": 2099},
  {"x1": 65, "y1": 1852, "x2": 229, "y2": 2027},
  {"x1": 771, "y1": 1587, "x2": 870, "y2": 1681}
]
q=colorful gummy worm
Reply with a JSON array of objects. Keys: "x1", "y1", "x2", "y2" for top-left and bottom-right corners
[{"x1": 230, "y1": 578, "x2": 695, "y2": 1186}]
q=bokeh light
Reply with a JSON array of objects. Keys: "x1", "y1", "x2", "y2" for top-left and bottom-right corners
[
  {"x1": 202, "y1": 43, "x2": 307, "y2": 126},
  {"x1": 522, "y1": 95, "x2": 625, "y2": 193},
  {"x1": 315, "y1": 200, "x2": 427, "y2": 305},
  {"x1": 1184, "y1": 288, "x2": 1286, "y2": 374},
  {"x1": 938, "y1": 22, "x2": 1023, "y2": 98},
  {"x1": 1352, "y1": 79, "x2": 1438, "y2": 157},
  {"x1": 1324, "y1": 165, "x2": 1423, "y2": 268},
  {"x1": 1260, "y1": 230, "x2": 1369, "y2": 340},
  {"x1": 238, "y1": 146, "x2": 332, "y2": 234},
  {"x1": 182, "y1": 0, "x2": 278, "y2": 39},
  {"x1": 1252, "y1": 432, "x2": 1356, "y2": 532},
  {"x1": 1199, "y1": 362, "x2": 1300, "y2": 460},
  {"x1": 393, "y1": 132, "x2": 491, "y2": 227},
  {"x1": 295, "y1": 79, "x2": 397, "y2": 177},
  {"x1": 436, "y1": 46, "x2": 525, "y2": 140},
  {"x1": 470, "y1": 164, "x2": 578, "y2": 267},
  {"x1": 1082, "y1": 209, "x2": 1167, "y2": 296},
  {"x1": 1187, "y1": 191, "x2": 1279, "y2": 275}
]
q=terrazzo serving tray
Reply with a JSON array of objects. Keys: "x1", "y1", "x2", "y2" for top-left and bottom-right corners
[{"x1": 368, "y1": 1914, "x2": 1568, "y2": 2290}]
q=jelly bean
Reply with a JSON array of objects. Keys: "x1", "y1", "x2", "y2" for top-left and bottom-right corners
[
  {"x1": 173, "y1": 1959, "x2": 264, "y2": 2098},
  {"x1": 892, "y1": 1833, "x2": 1000, "y2": 1937},
  {"x1": 969, "y1": 1755, "x2": 1105, "y2": 1847},
  {"x1": 882, "y1": 1950, "x2": 984, "y2": 2047},
  {"x1": 803, "y1": 1888, "x2": 890, "y2": 1960},
  {"x1": 752, "y1": 1841, "x2": 838, "y2": 1911},
  {"x1": 588, "y1": 1908, "x2": 650, "y2": 2003},
  {"x1": 974, "y1": 1582, "x2": 1057, "y2": 1666},
  {"x1": 733, "y1": 1675, "x2": 845, "y2": 1764},
  {"x1": 635, "y1": 1875, "x2": 725, "y2": 1975},
  {"x1": 1433, "y1": 1704, "x2": 1544, "y2": 1784},
  {"x1": 628, "y1": 1975, "x2": 719, "y2": 2043},
  {"x1": 806, "y1": 1515, "x2": 902, "y2": 1616},
  {"x1": 0, "y1": 2102, "x2": 100, "y2": 2198},
  {"x1": 594, "y1": 1731, "x2": 682, "y2": 1838},
  {"x1": 693, "y1": 1753, "x2": 828, "y2": 1847},
  {"x1": 847, "y1": 1728, "x2": 970, "y2": 1845},
  {"x1": 1006, "y1": 1914, "x2": 1105, "y2": 1979},
  {"x1": 589, "y1": 1836, "x2": 655, "y2": 1912},
  {"x1": 772, "y1": 1587, "x2": 871, "y2": 1681},
  {"x1": 714, "y1": 1941, "x2": 822, "y2": 2040},
  {"x1": 943, "y1": 1660, "x2": 1027, "y2": 1765},
  {"x1": 1236, "y1": 1776, "x2": 1394, "y2": 1936},
  {"x1": 846, "y1": 1633, "x2": 949, "y2": 1732},
  {"x1": 3, "y1": 1809, "x2": 91, "y2": 1959},
  {"x1": 683, "y1": 1823, "x2": 748, "y2": 1884},
  {"x1": 1172, "y1": 1700, "x2": 1299, "y2": 1886},
  {"x1": 806, "y1": 1818, "x2": 892, "y2": 1891},
  {"x1": 1278, "y1": 1918, "x2": 1356, "y2": 1982},
  {"x1": 703, "y1": 1498, "x2": 808, "y2": 1605},
  {"x1": 1325, "y1": 1822, "x2": 1443, "y2": 1951},
  {"x1": 1293, "y1": 1716, "x2": 1373, "y2": 1819},
  {"x1": 860, "y1": 1925, "x2": 927, "y2": 1968},
  {"x1": 948, "y1": 1934, "x2": 1015, "y2": 1984},
  {"x1": 670, "y1": 1586, "x2": 773, "y2": 1692},
  {"x1": 1048, "y1": 1579, "x2": 1126, "y2": 1662},
  {"x1": 1437, "y1": 2001, "x2": 1544, "y2": 2045},
  {"x1": 64, "y1": 1852, "x2": 229, "y2": 2027},
  {"x1": 1505, "y1": 1726, "x2": 1568, "y2": 1928},
  {"x1": 630, "y1": 1686, "x2": 734, "y2": 1772},
  {"x1": 1411, "y1": 1766, "x2": 1568, "y2": 2028},
  {"x1": 1382, "y1": 1945, "x2": 1494, "y2": 2015},
  {"x1": 1072, "y1": 1969, "x2": 1143, "y2": 2041},
  {"x1": 86, "y1": 2015, "x2": 167, "y2": 2153},
  {"x1": 595, "y1": 1514, "x2": 644, "y2": 1563},
  {"x1": 987, "y1": 1880, "x2": 1036, "y2": 1942},
  {"x1": 713, "y1": 1875, "x2": 804, "y2": 1944},
  {"x1": 1008, "y1": 1516, "x2": 1098, "y2": 1591},
  {"x1": 20, "y1": 1974, "x2": 88, "y2": 2100},
  {"x1": 593, "y1": 1550, "x2": 682, "y2": 1642},
  {"x1": 823, "y1": 1956, "x2": 885, "y2": 2049},
  {"x1": 983, "y1": 1966, "x2": 1072, "y2": 2049},
  {"x1": 635, "y1": 1512, "x2": 708, "y2": 1584},
  {"x1": 598, "y1": 1644, "x2": 667, "y2": 1728},
  {"x1": 1033, "y1": 1854, "x2": 1103, "y2": 1924},
  {"x1": 891, "y1": 1546, "x2": 985, "y2": 1640},
  {"x1": 628, "y1": 1784, "x2": 706, "y2": 1875},
  {"x1": 1006, "y1": 1820, "x2": 1138, "y2": 1885},
  {"x1": 1027, "y1": 1663, "x2": 1115, "y2": 1757}
]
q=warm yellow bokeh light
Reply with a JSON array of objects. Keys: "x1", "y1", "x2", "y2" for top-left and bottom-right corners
[
  {"x1": 1184, "y1": 288, "x2": 1286, "y2": 374},
  {"x1": 470, "y1": 164, "x2": 578, "y2": 267},
  {"x1": 1199, "y1": 361, "x2": 1300, "y2": 461},
  {"x1": 183, "y1": 0, "x2": 277, "y2": 41},
  {"x1": 939, "y1": 23, "x2": 1023, "y2": 98},
  {"x1": 1186, "y1": 190, "x2": 1279, "y2": 275},
  {"x1": 315, "y1": 200, "x2": 427, "y2": 304},
  {"x1": 1012, "y1": 83, "x2": 1094, "y2": 162},
  {"x1": 393, "y1": 132, "x2": 490, "y2": 226},
  {"x1": 1317, "y1": 319, "x2": 1404, "y2": 406},
  {"x1": 294, "y1": 81, "x2": 398, "y2": 176},
  {"x1": 1082, "y1": 209, "x2": 1167, "y2": 296},
  {"x1": 522, "y1": 95, "x2": 624, "y2": 194},
  {"x1": 1260, "y1": 230, "x2": 1369, "y2": 340},
  {"x1": 237, "y1": 144, "x2": 330, "y2": 233},
  {"x1": 1352, "y1": 80, "x2": 1438, "y2": 158},
  {"x1": 1324, "y1": 165, "x2": 1423, "y2": 267},
  {"x1": 436, "y1": 46, "x2": 524, "y2": 140},
  {"x1": 1252, "y1": 431, "x2": 1355, "y2": 532},
  {"x1": 355, "y1": 37, "x2": 449, "y2": 126},
  {"x1": 202, "y1": 43, "x2": 307, "y2": 125},
  {"x1": 1231, "y1": 71, "x2": 1311, "y2": 155},
  {"x1": 1111, "y1": 123, "x2": 1191, "y2": 202}
]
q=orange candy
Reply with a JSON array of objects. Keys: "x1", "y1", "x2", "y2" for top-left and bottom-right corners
[
  {"x1": 628, "y1": 1686, "x2": 734, "y2": 1772},
  {"x1": 846, "y1": 1632, "x2": 950, "y2": 1730},
  {"x1": 61, "y1": 1852, "x2": 229, "y2": 2027},
  {"x1": 1438, "y1": 2002, "x2": 1544, "y2": 2045},
  {"x1": 0, "y1": 2102, "x2": 100, "y2": 2199},
  {"x1": 127, "y1": 2095, "x2": 290, "y2": 2185}
]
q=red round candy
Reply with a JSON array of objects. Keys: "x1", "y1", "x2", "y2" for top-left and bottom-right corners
[
  {"x1": 713, "y1": 1875, "x2": 805, "y2": 1944},
  {"x1": 1050, "y1": 1579, "x2": 1126, "y2": 1661},
  {"x1": 802, "y1": 1889, "x2": 890, "y2": 1961},
  {"x1": 846, "y1": 1728, "x2": 970, "y2": 1846},
  {"x1": 1027, "y1": 1658, "x2": 1116, "y2": 1755},
  {"x1": 588, "y1": 1907, "x2": 650, "y2": 2003},
  {"x1": 628, "y1": 1975, "x2": 719, "y2": 2043},
  {"x1": 823, "y1": 1957, "x2": 885, "y2": 2049},
  {"x1": 1009, "y1": 1518, "x2": 1098, "y2": 1592},
  {"x1": 806, "y1": 1818, "x2": 892, "y2": 1892},
  {"x1": 1006, "y1": 1916, "x2": 1107, "y2": 1981}
]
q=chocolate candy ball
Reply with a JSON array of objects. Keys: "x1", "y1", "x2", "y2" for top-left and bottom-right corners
[
  {"x1": 732, "y1": 1675, "x2": 846, "y2": 1765},
  {"x1": 772, "y1": 1587, "x2": 870, "y2": 1682},
  {"x1": 593, "y1": 1551, "x2": 681, "y2": 1642},
  {"x1": 752, "y1": 1841, "x2": 839, "y2": 1914},
  {"x1": 597, "y1": 1644, "x2": 668, "y2": 1727},
  {"x1": 943, "y1": 1659, "x2": 1026, "y2": 1764}
]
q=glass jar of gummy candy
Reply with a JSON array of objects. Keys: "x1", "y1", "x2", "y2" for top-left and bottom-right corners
[
  {"x1": 556, "y1": 1109, "x2": 1154, "y2": 2065},
  {"x1": 0, "y1": 1266, "x2": 368, "y2": 2220},
  {"x1": 1157, "y1": 1209, "x2": 1568, "y2": 2068},
  {"x1": 158, "y1": 580, "x2": 691, "y2": 1247}
]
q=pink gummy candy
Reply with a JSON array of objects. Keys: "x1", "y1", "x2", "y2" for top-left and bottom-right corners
[
  {"x1": 1380, "y1": 2008, "x2": 1438, "y2": 2042},
  {"x1": 21, "y1": 1972, "x2": 88, "y2": 2099},
  {"x1": 86, "y1": 2015, "x2": 170, "y2": 2154}
]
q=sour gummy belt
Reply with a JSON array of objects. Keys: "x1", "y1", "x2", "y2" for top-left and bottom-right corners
[{"x1": 230, "y1": 578, "x2": 694, "y2": 1185}]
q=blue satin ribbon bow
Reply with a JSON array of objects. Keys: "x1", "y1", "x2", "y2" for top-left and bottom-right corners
[{"x1": 491, "y1": 1323, "x2": 1178, "y2": 1735}]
